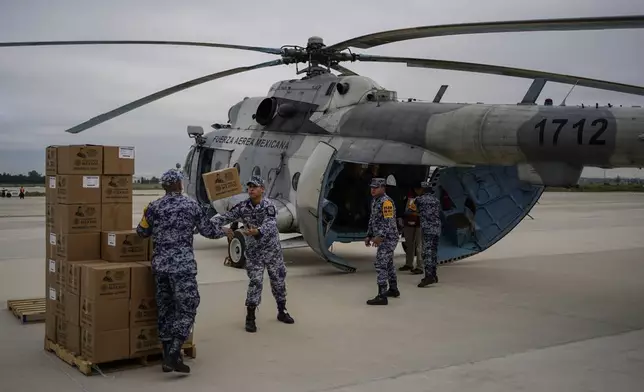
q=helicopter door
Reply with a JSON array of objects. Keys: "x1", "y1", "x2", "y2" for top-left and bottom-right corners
[{"x1": 295, "y1": 141, "x2": 356, "y2": 272}]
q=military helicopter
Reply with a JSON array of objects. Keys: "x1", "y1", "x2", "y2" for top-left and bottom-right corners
[{"x1": 4, "y1": 15, "x2": 644, "y2": 272}]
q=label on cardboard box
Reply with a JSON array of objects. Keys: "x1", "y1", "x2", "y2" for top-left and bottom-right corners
[
  {"x1": 50, "y1": 232, "x2": 56, "y2": 245},
  {"x1": 101, "y1": 231, "x2": 147, "y2": 262},
  {"x1": 131, "y1": 326, "x2": 161, "y2": 356},
  {"x1": 49, "y1": 287, "x2": 57, "y2": 301},
  {"x1": 83, "y1": 176, "x2": 100, "y2": 188},
  {"x1": 102, "y1": 176, "x2": 132, "y2": 203},
  {"x1": 119, "y1": 147, "x2": 135, "y2": 159},
  {"x1": 56, "y1": 204, "x2": 101, "y2": 233},
  {"x1": 49, "y1": 259, "x2": 56, "y2": 273},
  {"x1": 56, "y1": 145, "x2": 103, "y2": 175},
  {"x1": 130, "y1": 297, "x2": 158, "y2": 327},
  {"x1": 81, "y1": 263, "x2": 131, "y2": 300},
  {"x1": 202, "y1": 167, "x2": 242, "y2": 201},
  {"x1": 49, "y1": 176, "x2": 56, "y2": 188}
]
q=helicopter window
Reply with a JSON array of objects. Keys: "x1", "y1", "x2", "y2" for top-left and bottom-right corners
[
  {"x1": 292, "y1": 172, "x2": 300, "y2": 191},
  {"x1": 234, "y1": 163, "x2": 240, "y2": 174},
  {"x1": 214, "y1": 161, "x2": 222, "y2": 171},
  {"x1": 253, "y1": 166, "x2": 261, "y2": 177},
  {"x1": 183, "y1": 147, "x2": 196, "y2": 177}
]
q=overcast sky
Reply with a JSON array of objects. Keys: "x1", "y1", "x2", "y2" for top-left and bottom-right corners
[{"x1": 1, "y1": 0, "x2": 644, "y2": 178}]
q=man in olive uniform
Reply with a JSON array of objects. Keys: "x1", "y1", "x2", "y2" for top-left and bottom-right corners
[
  {"x1": 136, "y1": 169, "x2": 219, "y2": 374},
  {"x1": 364, "y1": 177, "x2": 400, "y2": 305},
  {"x1": 210, "y1": 175, "x2": 295, "y2": 332},
  {"x1": 414, "y1": 181, "x2": 442, "y2": 287}
]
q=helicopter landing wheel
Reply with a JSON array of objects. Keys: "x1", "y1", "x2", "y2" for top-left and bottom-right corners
[{"x1": 226, "y1": 230, "x2": 246, "y2": 269}]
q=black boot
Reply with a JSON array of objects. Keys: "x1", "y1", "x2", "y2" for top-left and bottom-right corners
[
  {"x1": 366, "y1": 285, "x2": 388, "y2": 305},
  {"x1": 161, "y1": 340, "x2": 172, "y2": 373},
  {"x1": 245, "y1": 306, "x2": 257, "y2": 333},
  {"x1": 164, "y1": 338, "x2": 190, "y2": 374},
  {"x1": 277, "y1": 302, "x2": 295, "y2": 324},
  {"x1": 384, "y1": 281, "x2": 400, "y2": 298},
  {"x1": 418, "y1": 267, "x2": 438, "y2": 287}
]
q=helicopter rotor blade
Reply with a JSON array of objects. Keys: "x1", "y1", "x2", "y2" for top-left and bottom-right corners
[
  {"x1": 328, "y1": 15, "x2": 644, "y2": 51},
  {"x1": 64, "y1": 59, "x2": 284, "y2": 134},
  {"x1": 356, "y1": 54, "x2": 644, "y2": 97},
  {"x1": 330, "y1": 64, "x2": 359, "y2": 76},
  {"x1": 0, "y1": 40, "x2": 284, "y2": 55}
]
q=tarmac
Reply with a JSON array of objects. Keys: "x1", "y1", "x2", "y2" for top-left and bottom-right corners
[{"x1": 1, "y1": 191, "x2": 643, "y2": 391}]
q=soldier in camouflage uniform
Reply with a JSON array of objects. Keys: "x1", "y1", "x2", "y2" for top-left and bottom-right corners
[
  {"x1": 136, "y1": 168, "x2": 219, "y2": 374},
  {"x1": 210, "y1": 175, "x2": 295, "y2": 332},
  {"x1": 414, "y1": 181, "x2": 442, "y2": 287},
  {"x1": 364, "y1": 177, "x2": 400, "y2": 305}
]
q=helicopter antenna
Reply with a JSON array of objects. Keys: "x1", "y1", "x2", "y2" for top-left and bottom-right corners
[{"x1": 559, "y1": 80, "x2": 579, "y2": 106}]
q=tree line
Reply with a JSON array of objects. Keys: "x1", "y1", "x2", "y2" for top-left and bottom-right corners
[{"x1": 0, "y1": 171, "x2": 45, "y2": 185}]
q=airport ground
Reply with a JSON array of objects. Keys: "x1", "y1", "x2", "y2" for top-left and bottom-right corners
[{"x1": 1, "y1": 192, "x2": 643, "y2": 391}]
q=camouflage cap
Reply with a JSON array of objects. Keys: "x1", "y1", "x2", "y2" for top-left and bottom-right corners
[
  {"x1": 160, "y1": 169, "x2": 184, "y2": 186},
  {"x1": 370, "y1": 177, "x2": 386, "y2": 188},
  {"x1": 246, "y1": 175, "x2": 265, "y2": 187}
]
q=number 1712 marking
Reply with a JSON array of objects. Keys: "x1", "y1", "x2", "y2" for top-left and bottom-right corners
[{"x1": 534, "y1": 118, "x2": 608, "y2": 146}]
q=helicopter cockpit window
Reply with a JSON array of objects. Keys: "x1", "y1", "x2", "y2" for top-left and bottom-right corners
[
  {"x1": 292, "y1": 172, "x2": 300, "y2": 191},
  {"x1": 234, "y1": 163, "x2": 240, "y2": 174},
  {"x1": 252, "y1": 166, "x2": 261, "y2": 177},
  {"x1": 183, "y1": 147, "x2": 196, "y2": 178}
]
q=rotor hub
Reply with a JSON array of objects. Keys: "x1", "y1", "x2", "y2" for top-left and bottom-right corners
[{"x1": 307, "y1": 36, "x2": 325, "y2": 49}]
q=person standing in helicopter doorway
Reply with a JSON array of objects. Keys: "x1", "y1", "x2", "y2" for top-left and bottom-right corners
[
  {"x1": 210, "y1": 175, "x2": 295, "y2": 332},
  {"x1": 136, "y1": 168, "x2": 220, "y2": 374},
  {"x1": 414, "y1": 181, "x2": 442, "y2": 287},
  {"x1": 364, "y1": 177, "x2": 400, "y2": 305}
]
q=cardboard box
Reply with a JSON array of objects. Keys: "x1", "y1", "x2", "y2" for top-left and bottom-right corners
[
  {"x1": 46, "y1": 146, "x2": 59, "y2": 175},
  {"x1": 103, "y1": 146, "x2": 135, "y2": 175},
  {"x1": 130, "y1": 326, "x2": 161, "y2": 357},
  {"x1": 47, "y1": 283, "x2": 60, "y2": 320},
  {"x1": 56, "y1": 175, "x2": 101, "y2": 205},
  {"x1": 54, "y1": 145, "x2": 103, "y2": 175},
  {"x1": 46, "y1": 176, "x2": 57, "y2": 202},
  {"x1": 57, "y1": 320, "x2": 81, "y2": 355},
  {"x1": 101, "y1": 230, "x2": 148, "y2": 262},
  {"x1": 130, "y1": 262, "x2": 155, "y2": 298},
  {"x1": 46, "y1": 257, "x2": 62, "y2": 287},
  {"x1": 81, "y1": 263, "x2": 131, "y2": 300},
  {"x1": 52, "y1": 232, "x2": 101, "y2": 261},
  {"x1": 63, "y1": 260, "x2": 102, "y2": 295},
  {"x1": 202, "y1": 167, "x2": 242, "y2": 201},
  {"x1": 55, "y1": 204, "x2": 101, "y2": 234},
  {"x1": 81, "y1": 328, "x2": 130, "y2": 363},
  {"x1": 130, "y1": 297, "x2": 157, "y2": 327},
  {"x1": 101, "y1": 175, "x2": 133, "y2": 204},
  {"x1": 101, "y1": 203, "x2": 133, "y2": 231},
  {"x1": 64, "y1": 291, "x2": 80, "y2": 325},
  {"x1": 45, "y1": 313, "x2": 57, "y2": 343},
  {"x1": 80, "y1": 297, "x2": 129, "y2": 331}
]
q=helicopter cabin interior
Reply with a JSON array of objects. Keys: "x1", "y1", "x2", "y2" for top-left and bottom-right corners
[{"x1": 319, "y1": 160, "x2": 544, "y2": 264}]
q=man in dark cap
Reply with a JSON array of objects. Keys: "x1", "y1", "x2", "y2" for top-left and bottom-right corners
[
  {"x1": 210, "y1": 175, "x2": 294, "y2": 332},
  {"x1": 364, "y1": 177, "x2": 400, "y2": 305},
  {"x1": 414, "y1": 181, "x2": 442, "y2": 287},
  {"x1": 136, "y1": 168, "x2": 219, "y2": 374}
]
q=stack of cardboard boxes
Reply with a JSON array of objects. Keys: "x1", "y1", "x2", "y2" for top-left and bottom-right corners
[{"x1": 44, "y1": 144, "x2": 167, "y2": 364}]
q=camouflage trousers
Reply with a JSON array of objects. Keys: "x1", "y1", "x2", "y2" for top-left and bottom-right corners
[
  {"x1": 155, "y1": 272, "x2": 200, "y2": 342},
  {"x1": 421, "y1": 233, "x2": 440, "y2": 272},
  {"x1": 375, "y1": 238, "x2": 398, "y2": 293},
  {"x1": 245, "y1": 244, "x2": 287, "y2": 308}
]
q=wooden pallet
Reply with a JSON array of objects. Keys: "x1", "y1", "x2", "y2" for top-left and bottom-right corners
[
  {"x1": 44, "y1": 339, "x2": 196, "y2": 376},
  {"x1": 6, "y1": 298, "x2": 46, "y2": 323}
]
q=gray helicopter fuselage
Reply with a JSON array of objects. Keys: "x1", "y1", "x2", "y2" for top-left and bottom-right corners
[
  {"x1": 182, "y1": 72, "x2": 644, "y2": 269},
  {"x1": 191, "y1": 72, "x2": 644, "y2": 193}
]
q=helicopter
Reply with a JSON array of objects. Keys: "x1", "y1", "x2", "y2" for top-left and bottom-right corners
[{"x1": 4, "y1": 15, "x2": 644, "y2": 272}]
